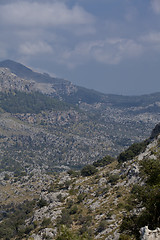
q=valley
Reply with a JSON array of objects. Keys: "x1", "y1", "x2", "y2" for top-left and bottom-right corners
[
  {"x1": 0, "y1": 60, "x2": 160, "y2": 239},
  {"x1": 0, "y1": 60, "x2": 159, "y2": 172}
]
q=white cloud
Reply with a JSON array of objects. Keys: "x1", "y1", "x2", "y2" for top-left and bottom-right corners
[
  {"x1": 59, "y1": 38, "x2": 143, "y2": 68},
  {"x1": 151, "y1": 0, "x2": 160, "y2": 14},
  {"x1": 0, "y1": 1, "x2": 94, "y2": 27},
  {"x1": 0, "y1": 0, "x2": 159, "y2": 70},
  {"x1": 140, "y1": 32, "x2": 160, "y2": 43},
  {"x1": 91, "y1": 38, "x2": 143, "y2": 64},
  {"x1": 0, "y1": 1, "x2": 95, "y2": 61},
  {"x1": 19, "y1": 41, "x2": 53, "y2": 55},
  {"x1": 140, "y1": 32, "x2": 160, "y2": 52}
]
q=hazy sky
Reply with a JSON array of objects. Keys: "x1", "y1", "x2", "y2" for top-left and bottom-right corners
[{"x1": 0, "y1": 0, "x2": 160, "y2": 95}]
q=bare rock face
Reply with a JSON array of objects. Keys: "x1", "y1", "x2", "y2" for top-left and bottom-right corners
[
  {"x1": 41, "y1": 228, "x2": 57, "y2": 238},
  {"x1": 0, "y1": 66, "x2": 77, "y2": 96},
  {"x1": 31, "y1": 228, "x2": 57, "y2": 240},
  {"x1": 140, "y1": 226, "x2": 160, "y2": 240},
  {"x1": 0, "y1": 68, "x2": 34, "y2": 92}
]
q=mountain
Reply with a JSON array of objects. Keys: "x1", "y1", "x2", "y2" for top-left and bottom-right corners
[
  {"x1": 1, "y1": 59, "x2": 160, "y2": 106},
  {"x1": 0, "y1": 59, "x2": 77, "y2": 97},
  {"x1": 0, "y1": 124, "x2": 160, "y2": 239},
  {"x1": 0, "y1": 60, "x2": 160, "y2": 173}
]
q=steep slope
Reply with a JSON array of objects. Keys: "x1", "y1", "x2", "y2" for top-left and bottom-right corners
[
  {"x1": 0, "y1": 124, "x2": 160, "y2": 240},
  {"x1": 0, "y1": 59, "x2": 70, "y2": 86}
]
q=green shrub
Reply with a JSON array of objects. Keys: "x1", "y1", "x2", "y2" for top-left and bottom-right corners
[
  {"x1": 77, "y1": 193, "x2": 86, "y2": 203},
  {"x1": 4, "y1": 173, "x2": 10, "y2": 180},
  {"x1": 57, "y1": 209, "x2": 72, "y2": 227},
  {"x1": 0, "y1": 200, "x2": 36, "y2": 239},
  {"x1": 81, "y1": 165, "x2": 98, "y2": 177},
  {"x1": 66, "y1": 199, "x2": 74, "y2": 208},
  {"x1": 140, "y1": 158, "x2": 160, "y2": 185},
  {"x1": 93, "y1": 155, "x2": 115, "y2": 167},
  {"x1": 78, "y1": 215, "x2": 92, "y2": 226},
  {"x1": 108, "y1": 174, "x2": 119, "y2": 185},
  {"x1": 57, "y1": 194, "x2": 64, "y2": 202},
  {"x1": 24, "y1": 224, "x2": 34, "y2": 234},
  {"x1": 120, "y1": 156, "x2": 160, "y2": 238},
  {"x1": 96, "y1": 220, "x2": 107, "y2": 233},
  {"x1": 56, "y1": 226, "x2": 93, "y2": 240},
  {"x1": 67, "y1": 170, "x2": 80, "y2": 177},
  {"x1": 37, "y1": 198, "x2": 48, "y2": 208},
  {"x1": 41, "y1": 218, "x2": 52, "y2": 227},
  {"x1": 150, "y1": 123, "x2": 160, "y2": 139},
  {"x1": 117, "y1": 141, "x2": 148, "y2": 163},
  {"x1": 69, "y1": 205, "x2": 78, "y2": 215}
]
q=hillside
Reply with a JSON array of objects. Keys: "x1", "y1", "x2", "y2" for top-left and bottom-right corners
[
  {"x1": 0, "y1": 60, "x2": 160, "y2": 172},
  {"x1": 0, "y1": 124, "x2": 160, "y2": 239}
]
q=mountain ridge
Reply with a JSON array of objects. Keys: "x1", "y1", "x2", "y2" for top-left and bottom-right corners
[
  {"x1": 0, "y1": 60, "x2": 160, "y2": 239},
  {"x1": 1, "y1": 59, "x2": 160, "y2": 106},
  {"x1": 0, "y1": 59, "x2": 160, "y2": 172},
  {"x1": 0, "y1": 59, "x2": 67, "y2": 84}
]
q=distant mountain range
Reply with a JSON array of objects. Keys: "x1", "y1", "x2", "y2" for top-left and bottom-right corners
[
  {"x1": 1, "y1": 59, "x2": 160, "y2": 106},
  {"x1": 0, "y1": 59, "x2": 160, "y2": 172}
]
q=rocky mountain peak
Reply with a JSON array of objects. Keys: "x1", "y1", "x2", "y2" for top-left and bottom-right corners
[
  {"x1": 0, "y1": 67, "x2": 35, "y2": 92},
  {"x1": 0, "y1": 59, "x2": 78, "y2": 97},
  {"x1": 0, "y1": 59, "x2": 34, "y2": 78}
]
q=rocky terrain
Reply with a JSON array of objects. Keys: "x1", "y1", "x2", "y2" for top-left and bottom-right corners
[
  {"x1": 0, "y1": 60, "x2": 160, "y2": 172},
  {"x1": 0, "y1": 124, "x2": 160, "y2": 239},
  {"x1": 0, "y1": 60, "x2": 160, "y2": 239}
]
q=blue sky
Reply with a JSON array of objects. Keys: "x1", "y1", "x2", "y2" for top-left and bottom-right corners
[{"x1": 0, "y1": 0, "x2": 160, "y2": 95}]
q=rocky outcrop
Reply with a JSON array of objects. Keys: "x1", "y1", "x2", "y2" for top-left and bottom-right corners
[
  {"x1": 140, "y1": 226, "x2": 160, "y2": 240},
  {"x1": 0, "y1": 68, "x2": 35, "y2": 92},
  {"x1": 31, "y1": 228, "x2": 57, "y2": 240},
  {"x1": 0, "y1": 66, "x2": 77, "y2": 97}
]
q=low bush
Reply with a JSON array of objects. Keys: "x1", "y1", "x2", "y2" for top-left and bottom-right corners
[
  {"x1": 81, "y1": 165, "x2": 98, "y2": 177},
  {"x1": 117, "y1": 141, "x2": 148, "y2": 163},
  {"x1": 96, "y1": 220, "x2": 107, "y2": 233},
  {"x1": 120, "y1": 157, "x2": 160, "y2": 239},
  {"x1": 93, "y1": 155, "x2": 115, "y2": 167},
  {"x1": 57, "y1": 209, "x2": 72, "y2": 227},
  {"x1": 37, "y1": 198, "x2": 48, "y2": 208},
  {"x1": 108, "y1": 174, "x2": 119, "y2": 185}
]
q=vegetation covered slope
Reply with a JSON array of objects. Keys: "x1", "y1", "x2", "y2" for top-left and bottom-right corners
[
  {"x1": 0, "y1": 124, "x2": 160, "y2": 240},
  {"x1": 0, "y1": 90, "x2": 70, "y2": 114},
  {"x1": 0, "y1": 60, "x2": 160, "y2": 173},
  {"x1": 0, "y1": 90, "x2": 158, "y2": 173}
]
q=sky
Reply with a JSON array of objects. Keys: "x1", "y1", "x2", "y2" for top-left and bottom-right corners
[{"x1": 0, "y1": 0, "x2": 160, "y2": 95}]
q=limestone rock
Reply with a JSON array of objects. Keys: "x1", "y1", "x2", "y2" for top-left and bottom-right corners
[{"x1": 140, "y1": 226, "x2": 160, "y2": 240}]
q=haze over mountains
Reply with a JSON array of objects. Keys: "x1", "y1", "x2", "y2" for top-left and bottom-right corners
[{"x1": 0, "y1": 59, "x2": 160, "y2": 172}]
